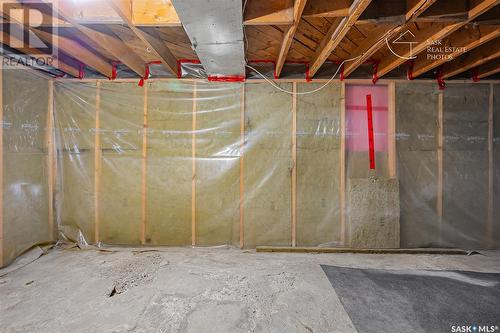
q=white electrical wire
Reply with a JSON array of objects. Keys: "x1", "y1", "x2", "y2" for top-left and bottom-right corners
[{"x1": 245, "y1": 54, "x2": 363, "y2": 95}]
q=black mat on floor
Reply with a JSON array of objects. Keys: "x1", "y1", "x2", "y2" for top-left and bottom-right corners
[{"x1": 321, "y1": 265, "x2": 500, "y2": 333}]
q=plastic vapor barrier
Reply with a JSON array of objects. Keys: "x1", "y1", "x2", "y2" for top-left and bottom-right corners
[
  {"x1": 2, "y1": 71, "x2": 500, "y2": 268},
  {"x1": 396, "y1": 83, "x2": 440, "y2": 247},
  {"x1": 1, "y1": 69, "x2": 52, "y2": 267}
]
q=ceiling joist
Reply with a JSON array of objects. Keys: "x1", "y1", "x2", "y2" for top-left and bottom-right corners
[
  {"x1": 442, "y1": 39, "x2": 500, "y2": 79},
  {"x1": 0, "y1": 31, "x2": 81, "y2": 77},
  {"x1": 309, "y1": 0, "x2": 373, "y2": 77},
  {"x1": 45, "y1": 0, "x2": 147, "y2": 77},
  {"x1": 376, "y1": 0, "x2": 500, "y2": 78},
  {"x1": 341, "y1": 0, "x2": 438, "y2": 78},
  {"x1": 411, "y1": 25, "x2": 500, "y2": 78},
  {"x1": 475, "y1": 59, "x2": 500, "y2": 79},
  {"x1": 274, "y1": 0, "x2": 308, "y2": 77},
  {"x1": 33, "y1": 29, "x2": 114, "y2": 77},
  {"x1": 106, "y1": 0, "x2": 178, "y2": 75}
]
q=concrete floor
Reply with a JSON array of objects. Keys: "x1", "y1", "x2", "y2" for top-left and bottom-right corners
[{"x1": 0, "y1": 247, "x2": 499, "y2": 333}]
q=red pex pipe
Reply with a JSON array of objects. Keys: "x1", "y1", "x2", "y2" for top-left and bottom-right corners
[{"x1": 366, "y1": 94, "x2": 376, "y2": 170}]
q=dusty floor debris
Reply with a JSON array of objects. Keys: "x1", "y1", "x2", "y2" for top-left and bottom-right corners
[{"x1": 1, "y1": 248, "x2": 499, "y2": 333}]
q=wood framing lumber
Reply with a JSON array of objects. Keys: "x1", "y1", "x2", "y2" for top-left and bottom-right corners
[
  {"x1": 442, "y1": 39, "x2": 500, "y2": 79},
  {"x1": 411, "y1": 25, "x2": 500, "y2": 78},
  {"x1": 243, "y1": 0, "x2": 294, "y2": 25},
  {"x1": 309, "y1": 0, "x2": 373, "y2": 77},
  {"x1": 275, "y1": 0, "x2": 308, "y2": 77},
  {"x1": 475, "y1": 59, "x2": 500, "y2": 79},
  {"x1": 107, "y1": 0, "x2": 178, "y2": 75},
  {"x1": 375, "y1": 0, "x2": 500, "y2": 79},
  {"x1": 31, "y1": 29, "x2": 114, "y2": 78},
  {"x1": 46, "y1": 0, "x2": 147, "y2": 77},
  {"x1": 302, "y1": 0, "x2": 351, "y2": 17},
  {"x1": 342, "y1": 0, "x2": 438, "y2": 78},
  {"x1": 0, "y1": 31, "x2": 81, "y2": 77}
]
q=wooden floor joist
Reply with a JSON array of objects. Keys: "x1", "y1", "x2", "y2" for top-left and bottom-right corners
[
  {"x1": 0, "y1": 31, "x2": 80, "y2": 78},
  {"x1": 341, "y1": 0, "x2": 438, "y2": 78},
  {"x1": 33, "y1": 29, "x2": 114, "y2": 78},
  {"x1": 47, "y1": 0, "x2": 146, "y2": 78},
  {"x1": 309, "y1": 0, "x2": 373, "y2": 77},
  {"x1": 376, "y1": 0, "x2": 500, "y2": 79},
  {"x1": 410, "y1": 25, "x2": 500, "y2": 78},
  {"x1": 275, "y1": 0, "x2": 308, "y2": 77},
  {"x1": 442, "y1": 40, "x2": 500, "y2": 79},
  {"x1": 107, "y1": 0, "x2": 178, "y2": 75},
  {"x1": 476, "y1": 60, "x2": 500, "y2": 79}
]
